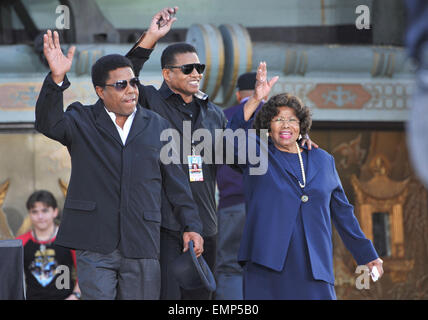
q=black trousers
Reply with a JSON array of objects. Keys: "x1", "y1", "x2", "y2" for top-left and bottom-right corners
[{"x1": 160, "y1": 228, "x2": 217, "y2": 300}]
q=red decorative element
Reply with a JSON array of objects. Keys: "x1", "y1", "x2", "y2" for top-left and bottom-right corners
[{"x1": 307, "y1": 84, "x2": 372, "y2": 109}]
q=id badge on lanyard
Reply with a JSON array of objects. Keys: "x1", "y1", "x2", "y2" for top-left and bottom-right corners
[{"x1": 188, "y1": 143, "x2": 203, "y2": 182}]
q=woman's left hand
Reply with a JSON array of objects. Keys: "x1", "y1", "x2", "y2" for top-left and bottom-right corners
[{"x1": 366, "y1": 258, "x2": 384, "y2": 279}]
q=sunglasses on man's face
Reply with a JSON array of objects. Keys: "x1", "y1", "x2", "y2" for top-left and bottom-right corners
[
  {"x1": 164, "y1": 63, "x2": 206, "y2": 75},
  {"x1": 104, "y1": 77, "x2": 140, "y2": 91}
]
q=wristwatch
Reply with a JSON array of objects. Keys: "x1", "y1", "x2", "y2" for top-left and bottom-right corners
[{"x1": 72, "y1": 291, "x2": 81, "y2": 299}]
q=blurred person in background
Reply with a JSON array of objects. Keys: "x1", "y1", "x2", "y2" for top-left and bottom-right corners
[{"x1": 17, "y1": 190, "x2": 81, "y2": 300}]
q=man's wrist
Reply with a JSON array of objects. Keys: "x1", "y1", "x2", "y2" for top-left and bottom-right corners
[
  {"x1": 51, "y1": 73, "x2": 65, "y2": 84},
  {"x1": 127, "y1": 32, "x2": 157, "y2": 56},
  {"x1": 72, "y1": 291, "x2": 81, "y2": 299},
  {"x1": 139, "y1": 32, "x2": 159, "y2": 49}
]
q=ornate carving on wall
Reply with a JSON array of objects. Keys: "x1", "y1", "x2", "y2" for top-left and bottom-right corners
[
  {"x1": 59, "y1": 179, "x2": 68, "y2": 198},
  {"x1": 273, "y1": 80, "x2": 411, "y2": 111},
  {"x1": 351, "y1": 155, "x2": 414, "y2": 283},
  {"x1": 332, "y1": 134, "x2": 367, "y2": 169},
  {"x1": 15, "y1": 213, "x2": 32, "y2": 237},
  {"x1": 307, "y1": 84, "x2": 371, "y2": 109},
  {"x1": 362, "y1": 83, "x2": 410, "y2": 110},
  {"x1": 0, "y1": 179, "x2": 13, "y2": 240},
  {"x1": 269, "y1": 78, "x2": 412, "y2": 122},
  {"x1": 41, "y1": 146, "x2": 72, "y2": 173}
]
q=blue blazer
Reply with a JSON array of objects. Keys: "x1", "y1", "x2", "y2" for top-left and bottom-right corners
[{"x1": 227, "y1": 108, "x2": 378, "y2": 284}]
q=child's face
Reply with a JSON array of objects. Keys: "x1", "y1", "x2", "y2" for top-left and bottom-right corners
[{"x1": 29, "y1": 201, "x2": 58, "y2": 232}]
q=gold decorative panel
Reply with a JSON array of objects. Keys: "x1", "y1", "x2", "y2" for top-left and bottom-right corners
[{"x1": 351, "y1": 155, "x2": 414, "y2": 282}]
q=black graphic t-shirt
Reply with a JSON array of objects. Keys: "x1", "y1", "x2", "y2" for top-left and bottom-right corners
[{"x1": 17, "y1": 231, "x2": 76, "y2": 300}]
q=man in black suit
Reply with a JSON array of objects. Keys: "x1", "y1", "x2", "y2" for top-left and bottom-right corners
[
  {"x1": 125, "y1": 17, "x2": 228, "y2": 300},
  {"x1": 35, "y1": 8, "x2": 203, "y2": 300}
]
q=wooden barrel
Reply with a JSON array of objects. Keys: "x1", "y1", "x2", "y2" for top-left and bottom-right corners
[
  {"x1": 186, "y1": 24, "x2": 225, "y2": 101},
  {"x1": 218, "y1": 24, "x2": 253, "y2": 106}
]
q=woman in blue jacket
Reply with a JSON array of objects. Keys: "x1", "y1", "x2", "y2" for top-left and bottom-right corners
[{"x1": 227, "y1": 62, "x2": 384, "y2": 299}]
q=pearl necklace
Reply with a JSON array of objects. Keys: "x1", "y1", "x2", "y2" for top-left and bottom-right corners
[{"x1": 295, "y1": 142, "x2": 306, "y2": 188}]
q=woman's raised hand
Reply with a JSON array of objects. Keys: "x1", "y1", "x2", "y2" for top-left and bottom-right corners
[
  {"x1": 253, "y1": 61, "x2": 279, "y2": 102},
  {"x1": 243, "y1": 61, "x2": 279, "y2": 121}
]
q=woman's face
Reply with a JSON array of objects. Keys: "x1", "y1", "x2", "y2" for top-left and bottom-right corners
[{"x1": 269, "y1": 106, "x2": 301, "y2": 153}]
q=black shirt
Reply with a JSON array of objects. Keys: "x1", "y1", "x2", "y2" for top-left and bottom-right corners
[
  {"x1": 127, "y1": 47, "x2": 227, "y2": 236},
  {"x1": 158, "y1": 81, "x2": 202, "y2": 132},
  {"x1": 17, "y1": 231, "x2": 75, "y2": 300},
  {"x1": 154, "y1": 81, "x2": 225, "y2": 236},
  {"x1": 171, "y1": 96, "x2": 200, "y2": 129}
]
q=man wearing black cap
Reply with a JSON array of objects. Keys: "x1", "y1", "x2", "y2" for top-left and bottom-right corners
[{"x1": 214, "y1": 72, "x2": 263, "y2": 300}]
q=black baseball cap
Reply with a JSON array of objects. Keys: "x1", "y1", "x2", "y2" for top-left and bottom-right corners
[{"x1": 236, "y1": 72, "x2": 257, "y2": 91}]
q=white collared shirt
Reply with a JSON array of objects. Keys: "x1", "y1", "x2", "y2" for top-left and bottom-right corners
[
  {"x1": 56, "y1": 81, "x2": 136, "y2": 144},
  {"x1": 240, "y1": 96, "x2": 251, "y2": 104},
  {"x1": 104, "y1": 107, "x2": 137, "y2": 145}
]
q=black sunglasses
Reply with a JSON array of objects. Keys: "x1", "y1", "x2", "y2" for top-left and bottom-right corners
[
  {"x1": 104, "y1": 77, "x2": 140, "y2": 91},
  {"x1": 164, "y1": 63, "x2": 206, "y2": 75}
]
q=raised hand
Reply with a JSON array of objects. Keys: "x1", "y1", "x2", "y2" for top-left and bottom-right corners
[
  {"x1": 43, "y1": 29, "x2": 75, "y2": 83},
  {"x1": 254, "y1": 61, "x2": 279, "y2": 101},
  {"x1": 243, "y1": 61, "x2": 279, "y2": 121},
  {"x1": 139, "y1": 7, "x2": 178, "y2": 49},
  {"x1": 150, "y1": 6, "x2": 178, "y2": 35}
]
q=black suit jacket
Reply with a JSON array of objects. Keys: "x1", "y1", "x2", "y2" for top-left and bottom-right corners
[
  {"x1": 35, "y1": 74, "x2": 202, "y2": 259},
  {"x1": 126, "y1": 47, "x2": 228, "y2": 236}
]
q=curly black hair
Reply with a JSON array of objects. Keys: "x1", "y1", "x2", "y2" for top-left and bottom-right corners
[{"x1": 253, "y1": 93, "x2": 312, "y2": 138}]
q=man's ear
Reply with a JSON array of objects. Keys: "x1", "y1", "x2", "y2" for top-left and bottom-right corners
[
  {"x1": 95, "y1": 86, "x2": 104, "y2": 100},
  {"x1": 162, "y1": 68, "x2": 170, "y2": 82},
  {"x1": 236, "y1": 91, "x2": 241, "y2": 103}
]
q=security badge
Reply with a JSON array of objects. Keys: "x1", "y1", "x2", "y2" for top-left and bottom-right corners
[{"x1": 188, "y1": 145, "x2": 203, "y2": 182}]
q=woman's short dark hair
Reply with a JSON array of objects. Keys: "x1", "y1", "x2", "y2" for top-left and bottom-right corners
[
  {"x1": 161, "y1": 43, "x2": 198, "y2": 69},
  {"x1": 26, "y1": 190, "x2": 58, "y2": 210},
  {"x1": 91, "y1": 54, "x2": 134, "y2": 88},
  {"x1": 253, "y1": 93, "x2": 312, "y2": 138}
]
